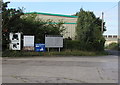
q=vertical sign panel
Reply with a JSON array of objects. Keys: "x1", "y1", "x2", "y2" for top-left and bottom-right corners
[
  {"x1": 9, "y1": 33, "x2": 21, "y2": 50},
  {"x1": 23, "y1": 35, "x2": 34, "y2": 51}
]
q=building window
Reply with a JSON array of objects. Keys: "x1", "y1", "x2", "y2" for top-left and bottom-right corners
[
  {"x1": 113, "y1": 35, "x2": 117, "y2": 38},
  {"x1": 108, "y1": 35, "x2": 112, "y2": 38}
]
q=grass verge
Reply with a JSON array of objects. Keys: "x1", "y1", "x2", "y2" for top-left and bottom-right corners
[{"x1": 2, "y1": 49, "x2": 108, "y2": 57}]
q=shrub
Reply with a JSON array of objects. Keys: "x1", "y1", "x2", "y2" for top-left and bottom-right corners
[
  {"x1": 63, "y1": 40, "x2": 81, "y2": 50},
  {"x1": 63, "y1": 39, "x2": 105, "y2": 51},
  {"x1": 105, "y1": 43, "x2": 118, "y2": 50},
  {"x1": 2, "y1": 49, "x2": 107, "y2": 57}
]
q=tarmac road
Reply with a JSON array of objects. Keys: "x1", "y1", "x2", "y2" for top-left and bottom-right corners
[
  {"x1": 2, "y1": 55, "x2": 118, "y2": 83},
  {"x1": 105, "y1": 49, "x2": 120, "y2": 56}
]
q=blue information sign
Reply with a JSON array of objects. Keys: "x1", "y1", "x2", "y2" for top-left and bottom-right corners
[{"x1": 35, "y1": 43, "x2": 45, "y2": 52}]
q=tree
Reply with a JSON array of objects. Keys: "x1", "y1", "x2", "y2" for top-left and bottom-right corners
[
  {"x1": 76, "y1": 8, "x2": 106, "y2": 51},
  {"x1": 21, "y1": 13, "x2": 65, "y2": 43},
  {"x1": 2, "y1": 2, "x2": 65, "y2": 50},
  {"x1": 2, "y1": 1, "x2": 24, "y2": 50}
]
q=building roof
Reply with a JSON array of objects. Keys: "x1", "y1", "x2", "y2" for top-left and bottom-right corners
[{"x1": 25, "y1": 12, "x2": 78, "y2": 18}]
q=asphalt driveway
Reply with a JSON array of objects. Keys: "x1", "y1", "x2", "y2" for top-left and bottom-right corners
[{"x1": 2, "y1": 55, "x2": 118, "y2": 83}]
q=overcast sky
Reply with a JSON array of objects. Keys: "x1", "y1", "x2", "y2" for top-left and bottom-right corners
[{"x1": 4, "y1": 0, "x2": 119, "y2": 35}]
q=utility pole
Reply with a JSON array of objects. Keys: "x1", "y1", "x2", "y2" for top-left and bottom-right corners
[{"x1": 101, "y1": 12, "x2": 104, "y2": 32}]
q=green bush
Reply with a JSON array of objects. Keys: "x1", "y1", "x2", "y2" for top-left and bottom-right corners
[
  {"x1": 63, "y1": 39, "x2": 105, "y2": 51},
  {"x1": 105, "y1": 43, "x2": 118, "y2": 50},
  {"x1": 63, "y1": 40, "x2": 81, "y2": 50}
]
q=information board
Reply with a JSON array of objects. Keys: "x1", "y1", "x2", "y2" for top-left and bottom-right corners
[
  {"x1": 23, "y1": 35, "x2": 34, "y2": 50},
  {"x1": 45, "y1": 35, "x2": 63, "y2": 48},
  {"x1": 9, "y1": 33, "x2": 21, "y2": 50}
]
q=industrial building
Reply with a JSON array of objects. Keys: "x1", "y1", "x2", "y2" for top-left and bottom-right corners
[
  {"x1": 25, "y1": 12, "x2": 78, "y2": 40},
  {"x1": 103, "y1": 35, "x2": 118, "y2": 46},
  {"x1": 25, "y1": 12, "x2": 118, "y2": 46}
]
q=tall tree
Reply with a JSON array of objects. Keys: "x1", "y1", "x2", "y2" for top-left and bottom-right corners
[
  {"x1": 76, "y1": 8, "x2": 106, "y2": 51},
  {"x1": 2, "y1": 1, "x2": 24, "y2": 50},
  {"x1": 21, "y1": 13, "x2": 65, "y2": 43},
  {"x1": 2, "y1": 2, "x2": 65, "y2": 50}
]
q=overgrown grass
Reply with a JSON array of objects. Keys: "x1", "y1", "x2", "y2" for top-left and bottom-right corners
[{"x1": 2, "y1": 49, "x2": 108, "y2": 57}]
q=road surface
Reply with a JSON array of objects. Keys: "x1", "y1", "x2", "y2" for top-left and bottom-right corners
[
  {"x1": 2, "y1": 55, "x2": 118, "y2": 83},
  {"x1": 105, "y1": 49, "x2": 119, "y2": 56}
]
